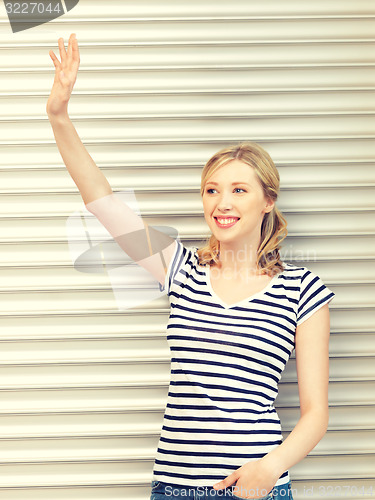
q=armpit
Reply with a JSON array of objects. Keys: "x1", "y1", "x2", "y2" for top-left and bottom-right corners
[{"x1": 114, "y1": 223, "x2": 176, "y2": 274}]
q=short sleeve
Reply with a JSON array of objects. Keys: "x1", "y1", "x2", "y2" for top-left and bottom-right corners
[
  {"x1": 297, "y1": 268, "x2": 335, "y2": 326},
  {"x1": 158, "y1": 239, "x2": 187, "y2": 295}
]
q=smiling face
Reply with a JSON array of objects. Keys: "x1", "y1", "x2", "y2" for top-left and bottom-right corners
[{"x1": 202, "y1": 159, "x2": 275, "y2": 253}]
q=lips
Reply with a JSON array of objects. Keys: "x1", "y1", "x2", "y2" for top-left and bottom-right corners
[{"x1": 214, "y1": 216, "x2": 240, "y2": 228}]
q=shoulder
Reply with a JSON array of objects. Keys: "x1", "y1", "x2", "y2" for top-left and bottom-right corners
[
  {"x1": 172, "y1": 241, "x2": 202, "y2": 271},
  {"x1": 278, "y1": 261, "x2": 311, "y2": 280},
  {"x1": 278, "y1": 261, "x2": 326, "y2": 294},
  {"x1": 179, "y1": 242, "x2": 200, "y2": 259},
  {"x1": 162, "y1": 242, "x2": 202, "y2": 294}
]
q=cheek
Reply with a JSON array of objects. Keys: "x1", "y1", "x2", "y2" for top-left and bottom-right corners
[
  {"x1": 203, "y1": 208, "x2": 212, "y2": 222},
  {"x1": 203, "y1": 206, "x2": 214, "y2": 225},
  {"x1": 202, "y1": 198, "x2": 212, "y2": 215}
]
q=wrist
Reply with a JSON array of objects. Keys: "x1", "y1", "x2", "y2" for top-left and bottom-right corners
[
  {"x1": 47, "y1": 110, "x2": 70, "y2": 124},
  {"x1": 260, "y1": 451, "x2": 286, "y2": 478}
]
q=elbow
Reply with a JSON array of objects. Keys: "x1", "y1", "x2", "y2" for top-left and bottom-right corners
[
  {"x1": 84, "y1": 202, "x2": 94, "y2": 214},
  {"x1": 83, "y1": 191, "x2": 113, "y2": 213},
  {"x1": 301, "y1": 407, "x2": 329, "y2": 437},
  {"x1": 315, "y1": 409, "x2": 329, "y2": 439},
  {"x1": 320, "y1": 416, "x2": 329, "y2": 438},
  {"x1": 84, "y1": 203, "x2": 96, "y2": 217}
]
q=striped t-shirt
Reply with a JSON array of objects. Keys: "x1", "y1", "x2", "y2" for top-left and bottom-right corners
[{"x1": 152, "y1": 239, "x2": 335, "y2": 488}]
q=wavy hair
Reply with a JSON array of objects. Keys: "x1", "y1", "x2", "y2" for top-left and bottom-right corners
[{"x1": 196, "y1": 141, "x2": 288, "y2": 276}]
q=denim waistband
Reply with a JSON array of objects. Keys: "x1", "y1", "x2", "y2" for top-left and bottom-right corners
[{"x1": 150, "y1": 479, "x2": 294, "y2": 500}]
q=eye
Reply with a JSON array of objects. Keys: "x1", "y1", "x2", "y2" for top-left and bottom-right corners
[
  {"x1": 234, "y1": 188, "x2": 246, "y2": 193},
  {"x1": 206, "y1": 188, "x2": 217, "y2": 194}
]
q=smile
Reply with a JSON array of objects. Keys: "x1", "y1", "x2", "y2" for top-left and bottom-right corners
[{"x1": 214, "y1": 217, "x2": 240, "y2": 228}]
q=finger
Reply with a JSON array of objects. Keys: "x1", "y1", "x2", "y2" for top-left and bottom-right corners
[
  {"x1": 58, "y1": 37, "x2": 67, "y2": 63},
  {"x1": 49, "y1": 51, "x2": 62, "y2": 81},
  {"x1": 49, "y1": 50, "x2": 61, "y2": 68},
  {"x1": 67, "y1": 33, "x2": 75, "y2": 59},
  {"x1": 213, "y1": 472, "x2": 238, "y2": 489},
  {"x1": 72, "y1": 35, "x2": 80, "y2": 63}
]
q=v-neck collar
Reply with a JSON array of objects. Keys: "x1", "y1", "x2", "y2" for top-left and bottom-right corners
[{"x1": 204, "y1": 264, "x2": 282, "y2": 309}]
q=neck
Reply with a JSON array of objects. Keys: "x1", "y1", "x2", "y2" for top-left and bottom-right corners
[{"x1": 215, "y1": 241, "x2": 262, "y2": 275}]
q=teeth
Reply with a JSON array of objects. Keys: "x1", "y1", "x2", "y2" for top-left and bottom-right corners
[{"x1": 217, "y1": 218, "x2": 237, "y2": 225}]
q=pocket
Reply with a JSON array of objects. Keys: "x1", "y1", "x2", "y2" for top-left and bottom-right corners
[
  {"x1": 288, "y1": 482, "x2": 294, "y2": 500},
  {"x1": 272, "y1": 482, "x2": 291, "y2": 500},
  {"x1": 232, "y1": 492, "x2": 273, "y2": 500},
  {"x1": 151, "y1": 480, "x2": 162, "y2": 492}
]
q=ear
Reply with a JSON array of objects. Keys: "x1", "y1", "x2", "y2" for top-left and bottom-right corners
[{"x1": 263, "y1": 198, "x2": 275, "y2": 214}]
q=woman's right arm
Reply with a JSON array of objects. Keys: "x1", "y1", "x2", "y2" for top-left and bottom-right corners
[
  {"x1": 47, "y1": 34, "x2": 176, "y2": 286},
  {"x1": 47, "y1": 33, "x2": 112, "y2": 204}
]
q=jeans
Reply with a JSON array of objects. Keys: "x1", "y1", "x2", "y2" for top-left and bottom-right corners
[{"x1": 150, "y1": 479, "x2": 294, "y2": 500}]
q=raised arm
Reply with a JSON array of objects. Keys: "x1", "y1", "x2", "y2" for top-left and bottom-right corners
[{"x1": 47, "y1": 34, "x2": 176, "y2": 286}]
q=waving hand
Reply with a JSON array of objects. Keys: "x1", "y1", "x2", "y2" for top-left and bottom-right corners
[{"x1": 47, "y1": 33, "x2": 80, "y2": 117}]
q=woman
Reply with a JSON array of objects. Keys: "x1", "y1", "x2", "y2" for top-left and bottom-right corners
[{"x1": 47, "y1": 34, "x2": 335, "y2": 500}]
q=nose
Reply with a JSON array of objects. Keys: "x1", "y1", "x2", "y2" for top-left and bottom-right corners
[{"x1": 217, "y1": 191, "x2": 233, "y2": 212}]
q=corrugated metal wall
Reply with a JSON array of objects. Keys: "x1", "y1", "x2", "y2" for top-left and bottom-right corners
[{"x1": 0, "y1": 0, "x2": 374, "y2": 498}]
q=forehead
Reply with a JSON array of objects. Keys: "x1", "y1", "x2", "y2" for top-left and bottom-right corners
[{"x1": 206, "y1": 160, "x2": 257, "y2": 183}]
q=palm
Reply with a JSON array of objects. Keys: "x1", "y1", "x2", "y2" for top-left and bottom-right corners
[{"x1": 47, "y1": 33, "x2": 80, "y2": 116}]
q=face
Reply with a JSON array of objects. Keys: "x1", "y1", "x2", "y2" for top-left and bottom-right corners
[{"x1": 202, "y1": 160, "x2": 274, "y2": 250}]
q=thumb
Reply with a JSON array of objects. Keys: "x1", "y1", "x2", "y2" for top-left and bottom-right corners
[{"x1": 213, "y1": 471, "x2": 239, "y2": 490}]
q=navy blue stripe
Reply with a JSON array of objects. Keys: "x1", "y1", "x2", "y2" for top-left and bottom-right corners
[
  {"x1": 155, "y1": 459, "x2": 269, "y2": 469},
  {"x1": 166, "y1": 403, "x2": 275, "y2": 414},
  {"x1": 153, "y1": 465, "x2": 288, "y2": 478},
  {"x1": 299, "y1": 271, "x2": 317, "y2": 299},
  {"x1": 272, "y1": 283, "x2": 299, "y2": 292},
  {"x1": 169, "y1": 304, "x2": 295, "y2": 336},
  {"x1": 164, "y1": 415, "x2": 279, "y2": 424},
  {"x1": 246, "y1": 298, "x2": 296, "y2": 318},
  {"x1": 169, "y1": 242, "x2": 187, "y2": 292},
  {"x1": 170, "y1": 345, "x2": 282, "y2": 375},
  {"x1": 266, "y1": 289, "x2": 299, "y2": 306},
  {"x1": 172, "y1": 281, "x2": 213, "y2": 299},
  {"x1": 167, "y1": 333, "x2": 287, "y2": 365},
  {"x1": 169, "y1": 380, "x2": 276, "y2": 400},
  {"x1": 171, "y1": 357, "x2": 280, "y2": 384},
  {"x1": 279, "y1": 274, "x2": 302, "y2": 281},
  {"x1": 167, "y1": 392, "x2": 275, "y2": 406},
  {"x1": 169, "y1": 313, "x2": 295, "y2": 349},
  {"x1": 152, "y1": 470, "x2": 287, "y2": 482},
  {"x1": 299, "y1": 284, "x2": 328, "y2": 313},
  {"x1": 298, "y1": 292, "x2": 335, "y2": 323},
  {"x1": 162, "y1": 425, "x2": 283, "y2": 435},
  {"x1": 170, "y1": 297, "x2": 296, "y2": 328},
  {"x1": 160, "y1": 437, "x2": 282, "y2": 446},
  {"x1": 170, "y1": 369, "x2": 277, "y2": 394}
]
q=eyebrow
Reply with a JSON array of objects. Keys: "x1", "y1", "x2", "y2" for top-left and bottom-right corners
[{"x1": 205, "y1": 181, "x2": 250, "y2": 186}]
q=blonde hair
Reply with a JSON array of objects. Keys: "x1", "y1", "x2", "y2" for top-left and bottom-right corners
[{"x1": 197, "y1": 141, "x2": 288, "y2": 276}]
